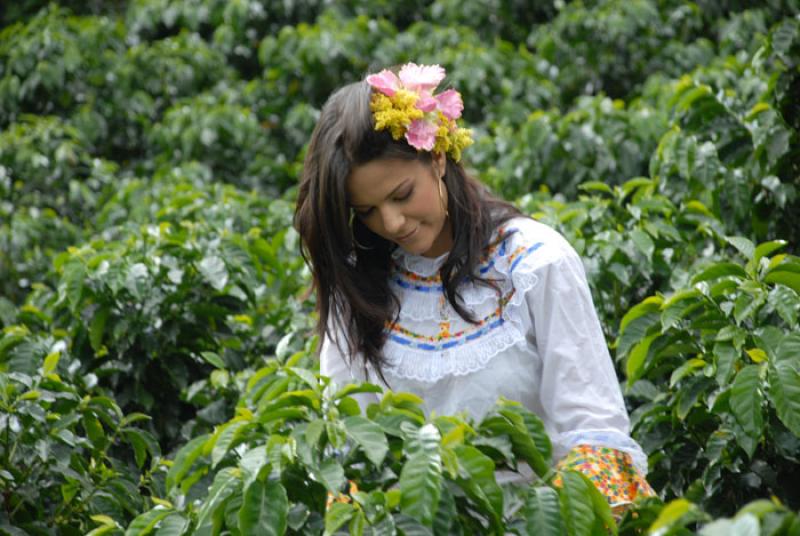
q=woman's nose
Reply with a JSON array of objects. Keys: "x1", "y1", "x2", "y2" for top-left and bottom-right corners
[{"x1": 379, "y1": 206, "x2": 404, "y2": 235}]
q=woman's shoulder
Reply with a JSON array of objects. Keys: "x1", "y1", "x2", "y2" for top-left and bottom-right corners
[{"x1": 491, "y1": 216, "x2": 578, "y2": 272}]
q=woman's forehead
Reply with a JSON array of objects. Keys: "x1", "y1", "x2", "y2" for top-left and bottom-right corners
[{"x1": 347, "y1": 159, "x2": 423, "y2": 205}]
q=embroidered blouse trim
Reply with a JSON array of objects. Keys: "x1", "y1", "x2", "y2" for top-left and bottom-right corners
[{"x1": 382, "y1": 223, "x2": 545, "y2": 382}]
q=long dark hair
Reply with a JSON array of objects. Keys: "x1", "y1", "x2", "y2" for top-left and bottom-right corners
[{"x1": 294, "y1": 79, "x2": 520, "y2": 382}]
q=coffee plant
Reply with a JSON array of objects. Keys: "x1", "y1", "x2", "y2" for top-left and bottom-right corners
[{"x1": 1, "y1": 1, "x2": 799, "y2": 534}]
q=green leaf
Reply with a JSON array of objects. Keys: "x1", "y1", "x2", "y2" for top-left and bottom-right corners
[
  {"x1": 86, "y1": 525, "x2": 119, "y2": 536},
  {"x1": 194, "y1": 468, "x2": 240, "y2": 535},
  {"x1": 42, "y1": 351, "x2": 60, "y2": 376},
  {"x1": 400, "y1": 445, "x2": 442, "y2": 527},
  {"x1": 287, "y1": 366, "x2": 318, "y2": 389},
  {"x1": 725, "y1": 236, "x2": 755, "y2": 260},
  {"x1": 344, "y1": 416, "x2": 389, "y2": 467},
  {"x1": 776, "y1": 334, "x2": 800, "y2": 363},
  {"x1": 62, "y1": 260, "x2": 85, "y2": 310},
  {"x1": 768, "y1": 286, "x2": 799, "y2": 328},
  {"x1": 324, "y1": 502, "x2": 354, "y2": 536},
  {"x1": 125, "y1": 263, "x2": 149, "y2": 300},
  {"x1": 498, "y1": 400, "x2": 552, "y2": 463},
  {"x1": 737, "y1": 499, "x2": 782, "y2": 517},
  {"x1": 677, "y1": 376, "x2": 711, "y2": 420},
  {"x1": 334, "y1": 382, "x2": 383, "y2": 399},
  {"x1": 200, "y1": 351, "x2": 225, "y2": 369},
  {"x1": 211, "y1": 420, "x2": 249, "y2": 468},
  {"x1": 432, "y1": 486, "x2": 457, "y2": 535},
  {"x1": 685, "y1": 199, "x2": 713, "y2": 217},
  {"x1": 765, "y1": 269, "x2": 800, "y2": 295},
  {"x1": 453, "y1": 444, "x2": 504, "y2": 531},
  {"x1": 369, "y1": 513, "x2": 397, "y2": 535},
  {"x1": 238, "y1": 479, "x2": 288, "y2": 536},
  {"x1": 770, "y1": 360, "x2": 800, "y2": 437},
  {"x1": 84, "y1": 414, "x2": 105, "y2": 450},
  {"x1": 558, "y1": 471, "x2": 595, "y2": 536},
  {"x1": 733, "y1": 291, "x2": 766, "y2": 325},
  {"x1": 709, "y1": 279, "x2": 739, "y2": 299},
  {"x1": 753, "y1": 240, "x2": 787, "y2": 265},
  {"x1": 338, "y1": 396, "x2": 362, "y2": 416},
  {"x1": 239, "y1": 446, "x2": 269, "y2": 488},
  {"x1": 123, "y1": 428, "x2": 160, "y2": 469},
  {"x1": 198, "y1": 255, "x2": 228, "y2": 291},
  {"x1": 394, "y1": 514, "x2": 434, "y2": 535},
  {"x1": 580, "y1": 471, "x2": 617, "y2": 535},
  {"x1": 677, "y1": 135, "x2": 697, "y2": 180},
  {"x1": 125, "y1": 508, "x2": 173, "y2": 536},
  {"x1": 692, "y1": 140, "x2": 721, "y2": 183},
  {"x1": 350, "y1": 509, "x2": 366, "y2": 536},
  {"x1": 480, "y1": 413, "x2": 548, "y2": 477},
  {"x1": 89, "y1": 306, "x2": 109, "y2": 353},
  {"x1": 691, "y1": 262, "x2": 747, "y2": 284},
  {"x1": 578, "y1": 181, "x2": 613, "y2": 195},
  {"x1": 91, "y1": 515, "x2": 116, "y2": 526},
  {"x1": 524, "y1": 487, "x2": 563, "y2": 536},
  {"x1": 631, "y1": 229, "x2": 655, "y2": 262},
  {"x1": 621, "y1": 177, "x2": 654, "y2": 197},
  {"x1": 699, "y1": 513, "x2": 759, "y2": 536},
  {"x1": 618, "y1": 307, "x2": 660, "y2": 358},
  {"x1": 166, "y1": 434, "x2": 209, "y2": 493},
  {"x1": 730, "y1": 365, "x2": 764, "y2": 456},
  {"x1": 154, "y1": 514, "x2": 189, "y2": 536},
  {"x1": 771, "y1": 19, "x2": 800, "y2": 55},
  {"x1": 648, "y1": 499, "x2": 695, "y2": 532},
  {"x1": 317, "y1": 458, "x2": 346, "y2": 493},
  {"x1": 305, "y1": 418, "x2": 325, "y2": 447},
  {"x1": 626, "y1": 333, "x2": 658, "y2": 386},
  {"x1": 669, "y1": 358, "x2": 705, "y2": 388},
  {"x1": 120, "y1": 412, "x2": 152, "y2": 427},
  {"x1": 470, "y1": 434, "x2": 514, "y2": 462},
  {"x1": 326, "y1": 420, "x2": 347, "y2": 449},
  {"x1": 619, "y1": 298, "x2": 662, "y2": 335}
]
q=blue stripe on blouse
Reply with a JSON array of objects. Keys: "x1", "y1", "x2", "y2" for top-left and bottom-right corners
[{"x1": 387, "y1": 317, "x2": 507, "y2": 352}]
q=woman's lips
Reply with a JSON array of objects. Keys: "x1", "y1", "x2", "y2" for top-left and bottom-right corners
[{"x1": 396, "y1": 226, "x2": 418, "y2": 242}]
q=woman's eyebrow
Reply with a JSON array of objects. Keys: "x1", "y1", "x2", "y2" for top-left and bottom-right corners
[{"x1": 350, "y1": 179, "x2": 411, "y2": 208}]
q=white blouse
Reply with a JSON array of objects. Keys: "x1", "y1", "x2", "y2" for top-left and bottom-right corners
[{"x1": 320, "y1": 216, "x2": 648, "y2": 475}]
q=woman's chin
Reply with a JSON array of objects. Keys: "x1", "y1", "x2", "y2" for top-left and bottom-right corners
[
  {"x1": 398, "y1": 240, "x2": 430, "y2": 256},
  {"x1": 398, "y1": 243, "x2": 424, "y2": 255}
]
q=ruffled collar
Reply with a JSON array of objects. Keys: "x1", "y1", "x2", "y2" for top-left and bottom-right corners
[{"x1": 391, "y1": 246, "x2": 449, "y2": 277}]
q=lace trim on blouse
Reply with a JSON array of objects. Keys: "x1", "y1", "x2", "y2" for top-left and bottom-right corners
[{"x1": 383, "y1": 226, "x2": 543, "y2": 383}]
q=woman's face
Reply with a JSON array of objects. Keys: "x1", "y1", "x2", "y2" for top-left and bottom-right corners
[{"x1": 347, "y1": 153, "x2": 452, "y2": 258}]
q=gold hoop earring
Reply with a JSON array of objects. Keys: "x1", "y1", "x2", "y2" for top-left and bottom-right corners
[
  {"x1": 438, "y1": 177, "x2": 450, "y2": 218},
  {"x1": 349, "y1": 211, "x2": 373, "y2": 250}
]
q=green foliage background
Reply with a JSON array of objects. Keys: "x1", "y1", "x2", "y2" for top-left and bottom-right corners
[{"x1": 1, "y1": 1, "x2": 799, "y2": 534}]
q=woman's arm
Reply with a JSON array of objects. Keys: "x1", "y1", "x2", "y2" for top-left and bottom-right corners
[{"x1": 508, "y1": 218, "x2": 654, "y2": 508}]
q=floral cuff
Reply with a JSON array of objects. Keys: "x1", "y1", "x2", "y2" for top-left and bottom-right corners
[{"x1": 554, "y1": 444, "x2": 655, "y2": 516}]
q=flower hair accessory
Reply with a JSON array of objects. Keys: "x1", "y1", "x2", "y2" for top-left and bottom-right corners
[{"x1": 366, "y1": 63, "x2": 473, "y2": 161}]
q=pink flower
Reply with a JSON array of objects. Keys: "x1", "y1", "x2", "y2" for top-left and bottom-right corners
[
  {"x1": 399, "y1": 63, "x2": 445, "y2": 92},
  {"x1": 435, "y1": 89, "x2": 463, "y2": 120},
  {"x1": 416, "y1": 94, "x2": 438, "y2": 112},
  {"x1": 405, "y1": 119, "x2": 438, "y2": 151},
  {"x1": 366, "y1": 69, "x2": 400, "y2": 96}
]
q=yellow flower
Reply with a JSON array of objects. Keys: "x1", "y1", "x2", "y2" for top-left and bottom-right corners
[
  {"x1": 370, "y1": 90, "x2": 423, "y2": 140},
  {"x1": 449, "y1": 127, "x2": 474, "y2": 162},
  {"x1": 433, "y1": 123, "x2": 451, "y2": 155},
  {"x1": 369, "y1": 84, "x2": 472, "y2": 161}
]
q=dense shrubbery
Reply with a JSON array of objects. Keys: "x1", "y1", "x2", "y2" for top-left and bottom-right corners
[{"x1": 1, "y1": 1, "x2": 799, "y2": 534}]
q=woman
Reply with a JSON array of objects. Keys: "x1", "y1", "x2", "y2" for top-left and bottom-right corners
[{"x1": 294, "y1": 63, "x2": 653, "y2": 510}]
